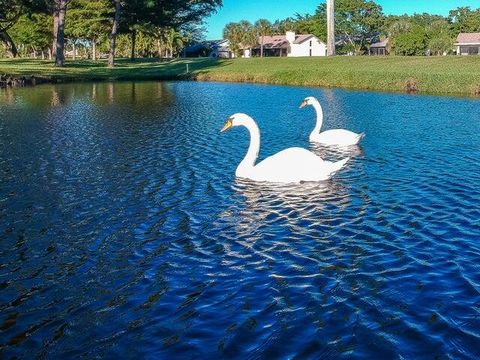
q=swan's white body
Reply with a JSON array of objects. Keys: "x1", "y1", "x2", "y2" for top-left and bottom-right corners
[
  {"x1": 222, "y1": 114, "x2": 349, "y2": 183},
  {"x1": 302, "y1": 97, "x2": 364, "y2": 146}
]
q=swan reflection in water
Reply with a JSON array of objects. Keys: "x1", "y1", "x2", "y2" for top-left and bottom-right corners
[
  {"x1": 225, "y1": 178, "x2": 353, "y2": 241},
  {"x1": 309, "y1": 143, "x2": 365, "y2": 161}
]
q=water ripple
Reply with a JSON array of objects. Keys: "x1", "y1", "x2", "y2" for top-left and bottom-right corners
[{"x1": 0, "y1": 82, "x2": 479, "y2": 359}]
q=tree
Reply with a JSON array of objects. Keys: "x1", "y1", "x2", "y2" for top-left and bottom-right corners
[
  {"x1": 108, "y1": 0, "x2": 121, "y2": 67},
  {"x1": 292, "y1": 13, "x2": 327, "y2": 42},
  {"x1": 10, "y1": 13, "x2": 52, "y2": 58},
  {"x1": 426, "y1": 20, "x2": 454, "y2": 55},
  {"x1": 106, "y1": 0, "x2": 222, "y2": 67},
  {"x1": 0, "y1": 0, "x2": 47, "y2": 57},
  {"x1": 121, "y1": 0, "x2": 154, "y2": 60},
  {"x1": 223, "y1": 21, "x2": 257, "y2": 57},
  {"x1": 428, "y1": 36, "x2": 454, "y2": 55},
  {"x1": 309, "y1": 0, "x2": 383, "y2": 55},
  {"x1": 66, "y1": 0, "x2": 111, "y2": 61},
  {"x1": 160, "y1": 28, "x2": 184, "y2": 58},
  {"x1": 223, "y1": 22, "x2": 243, "y2": 57},
  {"x1": 448, "y1": 7, "x2": 480, "y2": 34},
  {"x1": 388, "y1": 19, "x2": 412, "y2": 37},
  {"x1": 254, "y1": 19, "x2": 272, "y2": 57},
  {"x1": 239, "y1": 20, "x2": 256, "y2": 52},
  {"x1": 391, "y1": 24, "x2": 426, "y2": 56},
  {"x1": 335, "y1": 0, "x2": 384, "y2": 55},
  {"x1": 272, "y1": 18, "x2": 295, "y2": 34},
  {"x1": 53, "y1": 0, "x2": 68, "y2": 66}
]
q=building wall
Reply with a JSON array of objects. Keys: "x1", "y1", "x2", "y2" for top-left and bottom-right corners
[
  {"x1": 242, "y1": 36, "x2": 327, "y2": 58},
  {"x1": 289, "y1": 38, "x2": 327, "y2": 57}
]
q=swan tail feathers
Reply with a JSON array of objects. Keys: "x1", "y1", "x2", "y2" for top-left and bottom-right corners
[
  {"x1": 357, "y1": 132, "x2": 366, "y2": 141},
  {"x1": 330, "y1": 157, "x2": 350, "y2": 175}
]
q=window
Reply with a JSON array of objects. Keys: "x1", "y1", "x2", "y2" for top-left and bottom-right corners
[
  {"x1": 469, "y1": 46, "x2": 480, "y2": 55},
  {"x1": 309, "y1": 40, "x2": 312, "y2": 47},
  {"x1": 309, "y1": 49, "x2": 312, "y2": 56},
  {"x1": 461, "y1": 46, "x2": 480, "y2": 55}
]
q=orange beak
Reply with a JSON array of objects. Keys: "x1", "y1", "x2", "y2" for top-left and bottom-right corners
[
  {"x1": 299, "y1": 100, "x2": 308, "y2": 109},
  {"x1": 220, "y1": 118, "x2": 233, "y2": 133}
]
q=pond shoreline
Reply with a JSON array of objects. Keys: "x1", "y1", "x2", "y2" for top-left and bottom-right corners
[
  {"x1": 2, "y1": 74, "x2": 479, "y2": 100},
  {"x1": 1, "y1": 57, "x2": 480, "y2": 97}
]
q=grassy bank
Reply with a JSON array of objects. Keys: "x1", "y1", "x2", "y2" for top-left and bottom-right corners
[{"x1": 1, "y1": 57, "x2": 480, "y2": 96}]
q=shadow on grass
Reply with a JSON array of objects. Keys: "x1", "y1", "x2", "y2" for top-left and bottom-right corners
[
  {"x1": 0, "y1": 57, "x2": 231, "y2": 83},
  {"x1": 98, "y1": 58, "x2": 231, "y2": 81}
]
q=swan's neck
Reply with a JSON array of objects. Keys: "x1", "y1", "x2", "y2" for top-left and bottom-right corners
[
  {"x1": 236, "y1": 118, "x2": 260, "y2": 175},
  {"x1": 310, "y1": 101, "x2": 324, "y2": 139}
]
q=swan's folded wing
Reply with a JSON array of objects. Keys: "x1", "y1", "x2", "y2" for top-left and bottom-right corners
[
  {"x1": 256, "y1": 147, "x2": 324, "y2": 168},
  {"x1": 315, "y1": 129, "x2": 362, "y2": 145},
  {"x1": 252, "y1": 147, "x2": 330, "y2": 182}
]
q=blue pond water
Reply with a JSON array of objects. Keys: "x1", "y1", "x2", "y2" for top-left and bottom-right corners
[{"x1": 0, "y1": 81, "x2": 480, "y2": 359}]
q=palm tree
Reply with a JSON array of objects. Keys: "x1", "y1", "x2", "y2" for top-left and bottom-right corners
[
  {"x1": 254, "y1": 19, "x2": 272, "y2": 57},
  {"x1": 162, "y1": 28, "x2": 184, "y2": 58},
  {"x1": 239, "y1": 20, "x2": 256, "y2": 56},
  {"x1": 223, "y1": 22, "x2": 244, "y2": 57},
  {"x1": 155, "y1": 28, "x2": 184, "y2": 58}
]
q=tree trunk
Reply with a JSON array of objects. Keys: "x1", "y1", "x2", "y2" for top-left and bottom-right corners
[
  {"x1": 41, "y1": 50, "x2": 45, "y2": 60},
  {"x1": 157, "y1": 39, "x2": 162, "y2": 58},
  {"x1": 48, "y1": 47, "x2": 52, "y2": 60},
  {"x1": 260, "y1": 35, "x2": 264, "y2": 57},
  {"x1": 0, "y1": 31, "x2": 18, "y2": 58},
  {"x1": 72, "y1": 41, "x2": 76, "y2": 60},
  {"x1": 92, "y1": 38, "x2": 97, "y2": 60},
  {"x1": 108, "y1": 0, "x2": 121, "y2": 68},
  {"x1": 52, "y1": 4, "x2": 59, "y2": 56},
  {"x1": 54, "y1": 0, "x2": 67, "y2": 67},
  {"x1": 327, "y1": 0, "x2": 335, "y2": 56},
  {"x1": 130, "y1": 30, "x2": 136, "y2": 60}
]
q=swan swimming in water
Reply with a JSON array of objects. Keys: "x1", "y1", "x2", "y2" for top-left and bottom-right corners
[
  {"x1": 300, "y1": 96, "x2": 365, "y2": 146},
  {"x1": 220, "y1": 113, "x2": 349, "y2": 183}
]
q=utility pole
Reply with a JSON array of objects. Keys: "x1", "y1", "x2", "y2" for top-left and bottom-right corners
[{"x1": 327, "y1": 0, "x2": 335, "y2": 56}]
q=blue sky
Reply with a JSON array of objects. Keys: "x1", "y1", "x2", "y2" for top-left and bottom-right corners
[{"x1": 205, "y1": 0, "x2": 480, "y2": 39}]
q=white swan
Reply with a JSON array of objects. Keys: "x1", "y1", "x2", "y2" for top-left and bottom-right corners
[
  {"x1": 300, "y1": 96, "x2": 365, "y2": 146},
  {"x1": 220, "y1": 113, "x2": 349, "y2": 183}
]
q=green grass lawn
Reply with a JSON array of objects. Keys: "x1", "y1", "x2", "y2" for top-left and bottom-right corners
[{"x1": 1, "y1": 56, "x2": 480, "y2": 96}]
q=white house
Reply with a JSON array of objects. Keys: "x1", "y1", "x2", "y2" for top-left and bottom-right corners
[
  {"x1": 455, "y1": 33, "x2": 480, "y2": 55},
  {"x1": 243, "y1": 31, "x2": 327, "y2": 58},
  {"x1": 209, "y1": 39, "x2": 235, "y2": 58}
]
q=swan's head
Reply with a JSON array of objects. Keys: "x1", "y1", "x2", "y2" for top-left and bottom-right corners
[
  {"x1": 220, "y1": 113, "x2": 253, "y2": 132},
  {"x1": 299, "y1": 96, "x2": 317, "y2": 109}
]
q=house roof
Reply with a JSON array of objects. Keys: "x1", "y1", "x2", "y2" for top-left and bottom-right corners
[
  {"x1": 370, "y1": 39, "x2": 388, "y2": 48},
  {"x1": 456, "y1": 33, "x2": 480, "y2": 44},
  {"x1": 258, "y1": 35, "x2": 289, "y2": 49},
  {"x1": 250, "y1": 34, "x2": 319, "y2": 50},
  {"x1": 293, "y1": 35, "x2": 315, "y2": 44}
]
